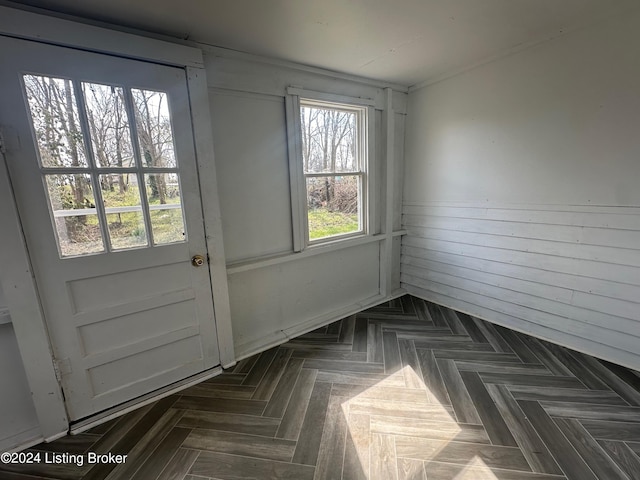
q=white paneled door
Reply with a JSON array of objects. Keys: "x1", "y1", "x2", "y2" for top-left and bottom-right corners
[{"x1": 0, "y1": 36, "x2": 220, "y2": 420}]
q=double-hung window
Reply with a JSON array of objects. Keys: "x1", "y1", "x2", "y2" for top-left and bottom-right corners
[{"x1": 286, "y1": 88, "x2": 373, "y2": 251}]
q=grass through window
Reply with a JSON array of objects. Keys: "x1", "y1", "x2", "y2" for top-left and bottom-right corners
[{"x1": 308, "y1": 208, "x2": 359, "y2": 240}]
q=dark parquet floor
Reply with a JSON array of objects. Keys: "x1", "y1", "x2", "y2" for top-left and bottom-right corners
[{"x1": 3, "y1": 295, "x2": 640, "y2": 479}]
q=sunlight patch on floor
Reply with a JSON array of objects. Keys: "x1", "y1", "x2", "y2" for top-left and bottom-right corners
[
  {"x1": 452, "y1": 457, "x2": 500, "y2": 480},
  {"x1": 340, "y1": 365, "x2": 461, "y2": 478}
]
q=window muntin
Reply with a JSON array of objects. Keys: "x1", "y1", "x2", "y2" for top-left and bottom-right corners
[
  {"x1": 299, "y1": 100, "x2": 367, "y2": 243},
  {"x1": 23, "y1": 75, "x2": 187, "y2": 257}
]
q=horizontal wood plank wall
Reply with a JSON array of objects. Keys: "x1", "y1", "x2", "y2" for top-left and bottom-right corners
[{"x1": 400, "y1": 202, "x2": 640, "y2": 371}]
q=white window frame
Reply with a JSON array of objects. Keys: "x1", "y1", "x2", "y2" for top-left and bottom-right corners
[{"x1": 286, "y1": 87, "x2": 376, "y2": 252}]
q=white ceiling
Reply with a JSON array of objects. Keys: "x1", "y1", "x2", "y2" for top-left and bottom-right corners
[{"x1": 13, "y1": 0, "x2": 637, "y2": 86}]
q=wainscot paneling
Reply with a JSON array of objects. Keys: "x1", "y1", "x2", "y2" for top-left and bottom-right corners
[
  {"x1": 400, "y1": 202, "x2": 640, "y2": 371},
  {"x1": 206, "y1": 51, "x2": 407, "y2": 360},
  {"x1": 229, "y1": 240, "x2": 382, "y2": 360}
]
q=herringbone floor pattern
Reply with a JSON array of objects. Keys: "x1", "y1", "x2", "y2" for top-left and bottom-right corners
[{"x1": 3, "y1": 295, "x2": 640, "y2": 479}]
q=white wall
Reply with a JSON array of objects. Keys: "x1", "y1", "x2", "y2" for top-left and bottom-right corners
[
  {"x1": 402, "y1": 10, "x2": 640, "y2": 370},
  {"x1": 204, "y1": 50, "x2": 407, "y2": 357},
  {"x1": 0, "y1": 284, "x2": 40, "y2": 451}
]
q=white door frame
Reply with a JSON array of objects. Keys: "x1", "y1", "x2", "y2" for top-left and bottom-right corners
[{"x1": 0, "y1": 5, "x2": 235, "y2": 441}]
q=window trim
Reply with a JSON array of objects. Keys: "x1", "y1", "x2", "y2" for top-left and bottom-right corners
[{"x1": 286, "y1": 87, "x2": 376, "y2": 252}]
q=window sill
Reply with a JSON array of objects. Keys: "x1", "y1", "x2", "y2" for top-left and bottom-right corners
[
  {"x1": 226, "y1": 229, "x2": 407, "y2": 275},
  {"x1": 307, "y1": 230, "x2": 367, "y2": 248},
  {"x1": 227, "y1": 233, "x2": 384, "y2": 275}
]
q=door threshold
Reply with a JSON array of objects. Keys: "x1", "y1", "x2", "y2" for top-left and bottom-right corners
[{"x1": 68, "y1": 366, "x2": 223, "y2": 436}]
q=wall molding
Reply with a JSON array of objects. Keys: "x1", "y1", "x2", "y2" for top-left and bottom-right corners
[
  {"x1": 202, "y1": 45, "x2": 408, "y2": 93},
  {"x1": 0, "y1": 5, "x2": 203, "y2": 67},
  {"x1": 408, "y1": 4, "x2": 640, "y2": 92},
  {"x1": 403, "y1": 200, "x2": 640, "y2": 214}
]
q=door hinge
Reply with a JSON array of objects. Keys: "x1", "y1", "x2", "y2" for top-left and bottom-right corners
[
  {"x1": 0, "y1": 128, "x2": 6, "y2": 154},
  {"x1": 52, "y1": 359, "x2": 62, "y2": 382},
  {"x1": 53, "y1": 357, "x2": 72, "y2": 381}
]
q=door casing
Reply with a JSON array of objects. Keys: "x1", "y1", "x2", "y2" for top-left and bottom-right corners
[{"x1": 0, "y1": 5, "x2": 235, "y2": 441}]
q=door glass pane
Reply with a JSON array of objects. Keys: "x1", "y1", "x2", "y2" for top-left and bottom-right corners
[
  {"x1": 23, "y1": 75, "x2": 89, "y2": 168},
  {"x1": 45, "y1": 174, "x2": 104, "y2": 256},
  {"x1": 131, "y1": 89, "x2": 177, "y2": 168},
  {"x1": 23, "y1": 77, "x2": 193, "y2": 255},
  {"x1": 100, "y1": 174, "x2": 147, "y2": 250},
  {"x1": 306, "y1": 175, "x2": 361, "y2": 240},
  {"x1": 82, "y1": 83, "x2": 135, "y2": 168},
  {"x1": 144, "y1": 173, "x2": 186, "y2": 244}
]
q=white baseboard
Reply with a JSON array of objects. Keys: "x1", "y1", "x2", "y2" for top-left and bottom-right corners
[
  {"x1": 404, "y1": 285, "x2": 640, "y2": 373},
  {"x1": 0, "y1": 426, "x2": 42, "y2": 453},
  {"x1": 69, "y1": 366, "x2": 222, "y2": 435},
  {"x1": 0, "y1": 308, "x2": 11, "y2": 325},
  {"x1": 233, "y1": 290, "x2": 407, "y2": 361}
]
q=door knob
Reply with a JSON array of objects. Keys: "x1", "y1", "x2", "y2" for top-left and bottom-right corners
[{"x1": 191, "y1": 254, "x2": 206, "y2": 267}]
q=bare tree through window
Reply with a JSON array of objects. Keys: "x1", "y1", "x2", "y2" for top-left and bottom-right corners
[{"x1": 23, "y1": 75, "x2": 187, "y2": 256}]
